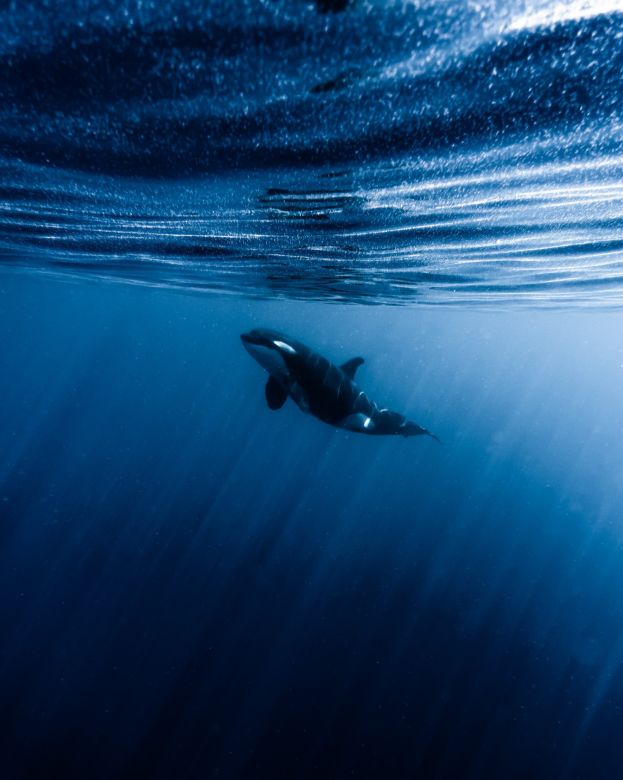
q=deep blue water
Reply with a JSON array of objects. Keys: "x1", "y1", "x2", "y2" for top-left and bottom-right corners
[{"x1": 3, "y1": 1, "x2": 623, "y2": 778}]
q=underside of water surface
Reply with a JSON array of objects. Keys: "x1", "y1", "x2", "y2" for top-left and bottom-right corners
[
  {"x1": 2, "y1": 0, "x2": 623, "y2": 306},
  {"x1": 2, "y1": 2, "x2": 623, "y2": 779}
]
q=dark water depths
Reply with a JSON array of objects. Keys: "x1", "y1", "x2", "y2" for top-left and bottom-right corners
[
  {"x1": 3, "y1": 271, "x2": 623, "y2": 778},
  {"x1": 3, "y1": 1, "x2": 623, "y2": 778}
]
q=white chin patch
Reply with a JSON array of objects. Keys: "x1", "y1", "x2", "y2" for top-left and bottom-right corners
[{"x1": 245, "y1": 342, "x2": 288, "y2": 380}]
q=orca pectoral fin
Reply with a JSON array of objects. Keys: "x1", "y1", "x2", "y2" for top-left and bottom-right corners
[
  {"x1": 265, "y1": 377, "x2": 288, "y2": 410},
  {"x1": 340, "y1": 356, "x2": 364, "y2": 379}
]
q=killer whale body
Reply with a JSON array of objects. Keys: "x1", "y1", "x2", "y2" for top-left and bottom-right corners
[{"x1": 240, "y1": 328, "x2": 439, "y2": 441}]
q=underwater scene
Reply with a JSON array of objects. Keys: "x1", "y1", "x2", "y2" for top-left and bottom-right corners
[{"x1": 2, "y1": 1, "x2": 623, "y2": 778}]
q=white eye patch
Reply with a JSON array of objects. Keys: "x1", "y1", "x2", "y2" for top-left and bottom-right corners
[{"x1": 273, "y1": 340, "x2": 296, "y2": 354}]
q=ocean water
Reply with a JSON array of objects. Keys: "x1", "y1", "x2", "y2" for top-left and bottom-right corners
[{"x1": 2, "y1": 1, "x2": 623, "y2": 778}]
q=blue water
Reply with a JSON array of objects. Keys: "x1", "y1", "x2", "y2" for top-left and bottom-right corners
[{"x1": 3, "y1": 1, "x2": 623, "y2": 778}]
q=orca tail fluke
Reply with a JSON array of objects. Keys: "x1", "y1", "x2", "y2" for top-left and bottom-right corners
[
  {"x1": 402, "y1": 420, "x2": 441, "y2": 443},
  {"x1": 424, "y1": 429, "x2": 442, "y2": 444},
  {"x1": 373, "y1": 411, "x2": 440, "y2": 441}
]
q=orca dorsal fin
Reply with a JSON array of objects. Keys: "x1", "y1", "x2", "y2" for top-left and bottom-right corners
[
  {"x1": 340, "y1": 356, "x2": 364, "y2": 379},
  {"x1": 265, "y1": 376, "x2": 288, "y2": 410}
]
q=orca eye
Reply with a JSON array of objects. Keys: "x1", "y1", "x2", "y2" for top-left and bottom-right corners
[{"x1": 273, "y1": 340, "x2": 296, "y2": 354}]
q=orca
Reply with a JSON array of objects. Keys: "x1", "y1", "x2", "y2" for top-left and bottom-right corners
[{"x1": 240, "y1": 328, "x2": 439, "y2": 440}]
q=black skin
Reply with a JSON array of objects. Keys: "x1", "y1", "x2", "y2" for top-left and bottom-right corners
[{"x1": 241, "y1": 329, "x2": 439, "y2": 441}]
